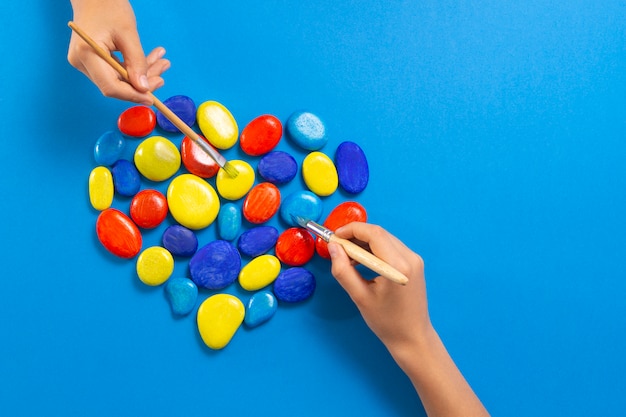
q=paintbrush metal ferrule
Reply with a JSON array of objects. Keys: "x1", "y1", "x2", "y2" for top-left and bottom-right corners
[{"x1": 292, "y1": 215, "x2": 332, "y2": 242}]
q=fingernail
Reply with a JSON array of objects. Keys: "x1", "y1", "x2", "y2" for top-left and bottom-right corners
[
  {"x1": 139, "y1": 75, "x2": 150, "y2": 90},
  {"x1": 327, "y1": 243, "x2": 338, "y2": 258}
]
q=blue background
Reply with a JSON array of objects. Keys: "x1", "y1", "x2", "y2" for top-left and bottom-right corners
[{"x1": 1, "y1": 1, "x2": 625, "y2": 416}]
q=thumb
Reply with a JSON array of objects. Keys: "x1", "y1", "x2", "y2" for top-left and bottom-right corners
[
  {"x1": 116, "y1": 34, "x2": 150, "y2": 92},
  {"x1": 328, "y1": 242, "x2": 368, "y2": 303}
]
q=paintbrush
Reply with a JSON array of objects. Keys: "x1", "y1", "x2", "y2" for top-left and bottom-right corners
[
  {"x1": 67, "y1": 21, "x2": 239, "y2": 178},
  {"x1": 292, "y1": 216, "x2": 409, "y2": 285}
]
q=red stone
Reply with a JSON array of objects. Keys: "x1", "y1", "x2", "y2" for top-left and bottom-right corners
[
  {"x1": 96, "y1": 208, "x2": 142, "y2": 258},
  {"x1": 180, "y1": 136, "x2": 220, "y2": 178},
  {"x1": 243, "y1": 182, "x2": 281, "y2": 224},
  {"x1": 316, "y1": 201, "x2": 368, "y2": 259},
  {"x1": 276, "y1": 227, "x2": 315, "y2": 266},
  {"x1": 240, "y1": 115, "x2": 282, "y2": 156},
  {"x1": 117, "y1": 106, "x2": 157, "y2": 137},
  {"x1": 130, "y1": 189, "x2": 168, "y2": 229}
]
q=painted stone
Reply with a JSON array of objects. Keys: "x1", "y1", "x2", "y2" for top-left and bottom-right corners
[
  {"x1": 273, "y1": 267, "x2": 316, "y2": 303},
  {"x1": 129, "y1": 189, "x2": 168, "y2": 229},
  {"x1": 245, "y1": 290, "x2": 277, "y2": 328},
  {"x1": 156, "y1": 95, "x2": 196, "y2": 133},
  {"x1": 94, "y1": 131, "x2": 125, "y2": 166},
  {"x1": 96, "y1": 208, "x2": 142, "y2": 258},
  {"x1": 180, "y1": 135, "x2": 220, "y2": 178},
  {"x1": 216, "y1": 160, "x2": 255, "y2": 200},
  {"x1": 316, "y1": 201, "x2": 368, "y2": 259},
  {"x1": 335, "y1": 141, "x2": 369, "y2": 194},
  {"x1": 257, "y1": 151, "x2": 298, "y2": 185},
  {"x1": 134, "y1": 136, "x2": 181, "y2": 182},
  {"x1": 279, "y1": 190, "x2": 323, "y2": 227},
  {"x1": 88, "y1": 166, "x2": 114, "y2": 211},
  {"x1": 237, "y1": 226, "x2": 279, "y2": 258},
  {"x1": 117, "y1": 106, "x2": 156, "y2": 137},
  {"x1": 164, "y1": 277, "x2": 198, "y2": 316},
  {"x1": 111, "y1": 159, "x2": 141, "y2": 197},
  {"x1": 243, "y1": 182, "x2": 281, "y2": 224},
  {"x1": 239, "y1": 254, "x2": 281, "y2": 291},
  {"x1": 197, "y1": 100, "x2": 239, "y2": 149},
  {"x1": 302, "y1": 151, "x2": 338, "y2": 196},
  {"x1": 240, "y1": 114, "x2": 282, "y2": 156},
  {"x1": 189, "y1": 240, "x2": 241, "y2": 290},
  {"x1": 275, "y1": 227, "x2": 316, "y2": 266},
  {"x1": 217, "y1": 203, "x2": 241, "y2": 241},
  {"x1": 136, "y1": 246, "x2": 174, "y2": 286},
  {"x1": 285, "y1": 111, "x2": 327, "y2": 151},
  {"x1": 166, "y1": 174, "x2": 220, "y2": 230},
  {"x1": 197, "y1": 294, "x2": 245, "y2": 350},
  {"x1": 162, "y1": 225, "x2": 198, "y2": 257}
]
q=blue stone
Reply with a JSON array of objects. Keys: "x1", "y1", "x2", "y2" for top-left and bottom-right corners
[
  {"x1": 335, "y1": 141, "x2": 369, "y2": 194},
  {"x1": 273, "y1": 267, "x2": 316, "y2": 303},
  {"x1": 285, "y1": 111, "x2": 328, "y2": 151},
  {"x1": 94, "y1": 131, "x2": 125, "y2": 166},
  {"x1": 237, "y1": 226, "x2": 279, "y2": 257},
  {"x1": 189, "y1": 240, "x2": 241, "y2": 290},
  {"x1": 156, "y1": 95, "x2": 197, "y2": 133},
  {"x1": 245, "y1": 290, "x2": 277, "y2": 327},
  {"x1": 110, "y1": 159, "x2": 141, "y2": 197},
  {"x1": 279, "y1": 190, "x2": 323, "y2": 226},
  {"x1": 164, "y1": 277, "x2": 198, "y2": 316},
  {"x1": 218, "y1": 203, "x2": 241, "y2": 241},
  {"x1": 257, "y1": 151, "x2": 298, "y2": 184},
  {"x1": 162, "y1": 225, "x2": 198, "y2": 257}
]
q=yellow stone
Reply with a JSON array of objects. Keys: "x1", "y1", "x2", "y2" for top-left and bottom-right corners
[
  {"x1": 88, "y1": 166, "x2": 114, "y2": 211},
  {"x1": 167, "y1": 174, "x2": 220, "y2": 229},
  {"x1": 216, "y1": 160, "x2": 255, "y2": 200},
  {"x1": 134, "y1": 136, "x2": 181, "y2": 181},
  {"x1": 197, "y1": 294, "x2": 245, "y2": 350},
  {"x1": 136, "y1": 246, "x2": 174, "y2": 286},
  {"x1": 197, "y1": 101, "x2": 239, "y2": 150},
  {"x1": 239, "y1": 255, "x2": 281, "y2": 291},
  {"x1": 302, "y1": 151, "x2": 338, "y2": 196}
]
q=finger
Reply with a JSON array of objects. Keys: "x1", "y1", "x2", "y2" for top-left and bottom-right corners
[
  {"x1": 146, "y1": 47, "x2": 166, "y2": 66},
  {"x1": 115, "y1": 33, "x2": 150, "y2": 92},
  {"x1": 328, "y1": 242, "x2": 370, "y2": 304}
]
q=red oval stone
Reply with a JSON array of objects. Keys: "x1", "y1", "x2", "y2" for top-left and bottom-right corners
[
  {"x1": 130, "y1": 189, "x2": 168, "y2": 229},
  {"x1": 243, "y1": 182, "x2": 281, "y2": 224},
  {"x1": 316, "y1": 201, "x2": 368, "y2": 259},
  {"x1": 240, "y1": 115, "x2": 282, "y2": 156},
  {"x1": 180, "y1": 136, "x2": 220, "y2": 178},
  {"x1": 96, "y1": 208, "x2": 142, "y2": 258},
  {"x1": 117, "y1": 106, "x2": 157, "y2": 137},
  {"x1": 276, "y1": 227, "x2": 315, "y2": 266}
]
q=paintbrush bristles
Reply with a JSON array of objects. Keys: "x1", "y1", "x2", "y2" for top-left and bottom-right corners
[{"x1": 221, "y1": 162, "x2": 239, "y2": 179}]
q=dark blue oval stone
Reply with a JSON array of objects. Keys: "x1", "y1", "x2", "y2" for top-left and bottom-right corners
[
  {"x1": 257, "y1": 151, "x2": 298, "y2": 184},
  {"x1": 273, "y1": 267, "x2": 316, "y2": 303},
  {"x1": 335, "y1": 141, "x2": 369, "y2": 194},
  {"x1": 189, "y1": 240, "x2": 241, "y2": 290},
  {"x1": 111, "y1": 159, "x2": 141, "y2": 197},
  {"x1": 237, "y1": 226, "x2": 279, "y2": 257},
  {"x1": 156, "y1": 95, "x2": 197, "y2": 133},
  {"x1": 162, "y1": 225, "x2": 198, "y2": 257}
]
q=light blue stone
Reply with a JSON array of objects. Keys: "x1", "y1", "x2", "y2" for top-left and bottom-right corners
[
  {"x1": 279, "y1": 190, "x2": 323, "y2": 226},
  {"x1": 111, "y1": 159, "x2": 141, "y2": 197},
  {"x1": 285, "y1": 111, "x2": 328, "y2": 151},
  {"x1": 245, "y1": 290, "x2": 277, "y2": 327},
  {"x1": 164, "y1": 277, "x2": 198, "y2": 316},
  {"x1": 218, "y1": 203, "x2": 241, "y2": 241},
  {"x1": 94, "y1": 131, "x2": 125, "y2": 166}
]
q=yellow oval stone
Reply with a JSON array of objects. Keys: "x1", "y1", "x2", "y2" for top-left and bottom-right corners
[
  {"x1": 216, "y1": 160, "x2": 255, "y2": 200},
  {"x1": 134, "y1": 136, "x2": 181, "y2": 181},
  {"x1": 88, "y1": 166, "x2": 114, "y2": 211},
  {"x1": 197, "y1": 294, "x2": 245, "y2": 350},
  {"x1": 302, "y1": 151, "x2": 338, "y2": 196},
  {"x1": 197, "y1": 101, "x2": 239, "y2": 150},
  {"x1": 239, "y1": 254, "x2": 281, "y2": 291},
  {"x1": 167, "y1": 174, "x2": 220, "y2": 229},
  {"x1": 136, "y1": 246, "x2": 174, "y2": 286}
]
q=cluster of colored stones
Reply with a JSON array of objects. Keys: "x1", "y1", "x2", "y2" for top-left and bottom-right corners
[{"x1": 88, "y1": 97, "x2": 370, "y2": 350}]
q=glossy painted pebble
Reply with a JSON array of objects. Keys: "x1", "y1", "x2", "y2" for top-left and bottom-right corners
[
  {"x1": 286, "y1": 111, "x2": 327, "y2": 151},
  {"x1": 156, "y1": 95, "x2": 196, "y2": 133},
  {"x1": 134, "y1": 136, "x2": 181, "y2": 182},
  {"x1": 180, "y1": 135, "x2": 220, "y2": 178},
  {"x1": 239, "y1": 254, "x2": 281, "y2": 291},
  {"x1": 316, "y1": 201, "x2": 368, "y2": 259},
  {"x1": 217, "y1": 203, "x2": 241, "y2": 241},
  {"x1": 117, "y1": 106, "x2": 156, "y2": 137},
  {"x1": 130, "y1": 189, "x2": 168, "y2": 229},
  {"x1": 216, "y1": 160, "x2": 255, "y2": 200},
  {"x1": 189, "y1": 240, "x2": 241, "y2": 290},
  {"x1": 243, "y1": 182, "x2": 281, "y2": 224},
  {"x1": 162, "y1": 225, "x2": 198, "y2": 257},
  {"x1": 164, "y1": 277, "x2": 198, "y2": 316},
  {"x1": 273, "y1": 267, "x2": 316, "y2": 303},
  {"x1": 280, "y1": 190, "x2": 323, "y2": 226},
  {"x1": 111, "y1": 159, "x2": 141, "y2": 197},
  {"x1": 237, "y1": 226, "x2": 279, "y2": 258},
  {"x1": 197, "y1": 294, "x2": 245, "y2": 350},
  {"x1": 257, "y1": 151, "x2": 298, "y2": 184},
  {"x1": 94, "y1": 131, "x2": 125, "y2": 166},
  {"x1": 167, "y1": 174, "x2": 220, "y2": 230},
  {"x1": 197, "y1": 100, "x2": 239, "y2": 149},
  {"x1": 275, "y1": 227, "x2": 316, "y2": 266},
  {"x1": 302, "y1": 151, "x2": 338, "y2": 196},
  {"x1": 245, "y1": 290, "x2": 277, "y2": 328},
  {"x1": 96, "y1": 208, "x2": 142, "y2": 258},
  {"x1": 136, "y1": 246, "x2": 174, "y2": 286},
  {"x1": 88, "y1": 166, "x2": 114, "y2": 211},
  {"x1": 240, "y1": 114, "x2": 282, "y2": 156},
  {"x1": 335, "y1": 141, "x2": 369, "y2": 194}
]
